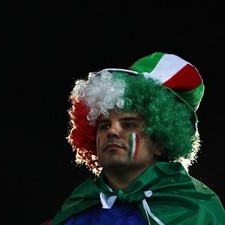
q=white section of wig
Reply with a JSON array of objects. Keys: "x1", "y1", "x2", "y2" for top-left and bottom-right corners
[{"x1": 71, "y1": 69, "x2": 126, "y2": 124}]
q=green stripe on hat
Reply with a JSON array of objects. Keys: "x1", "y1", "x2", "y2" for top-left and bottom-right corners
[
  {"x1": 131, "y1": 52, "x2": 165, "y2": 74},
  {"x1": 176, "y1": 83, "x2": 205, "y2": 111}
]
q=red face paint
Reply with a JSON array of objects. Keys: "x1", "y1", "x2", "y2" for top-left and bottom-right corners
[{"x1": 128, "y1": 132, "x2": 140, "y2": 160}]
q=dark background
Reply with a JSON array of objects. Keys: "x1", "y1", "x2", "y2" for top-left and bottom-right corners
[{"x1": 1, "y1": 1, "x2": 224, "y2": 225}]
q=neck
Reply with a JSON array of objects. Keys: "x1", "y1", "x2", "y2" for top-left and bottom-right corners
[{"x1": 103, "y1": 166, "x2": 147, "y2": 190}]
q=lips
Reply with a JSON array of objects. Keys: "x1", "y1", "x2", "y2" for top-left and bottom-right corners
[{"x1": 103, "y1": 143, "x2": 125, "y2": 152}]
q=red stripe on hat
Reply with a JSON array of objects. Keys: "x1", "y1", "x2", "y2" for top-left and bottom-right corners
[{"x1": 163, "y1": 64, "x2": 202, "y2": 91}]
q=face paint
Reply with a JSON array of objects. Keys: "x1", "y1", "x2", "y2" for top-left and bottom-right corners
[{"x1": 128, "y1": 132, "x2": 140, "y2": 160}]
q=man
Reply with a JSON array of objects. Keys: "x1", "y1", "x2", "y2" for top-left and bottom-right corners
[{"x1": 51, "y1": 52, "x2": 225, "y2": 225}]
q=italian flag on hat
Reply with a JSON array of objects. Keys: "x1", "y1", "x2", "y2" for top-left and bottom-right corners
[{"x1": 130, "y1": 52, "x2": 205, "y2": 114}]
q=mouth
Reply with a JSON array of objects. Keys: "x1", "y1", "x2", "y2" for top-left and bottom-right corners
[{"x1": 103, "y1": 143, "x2": 125, "y2": 152}]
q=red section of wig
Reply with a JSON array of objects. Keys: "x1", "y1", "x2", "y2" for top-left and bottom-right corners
[{"x1": 68, "y1": 98, "x2": 98, "y2": 171}]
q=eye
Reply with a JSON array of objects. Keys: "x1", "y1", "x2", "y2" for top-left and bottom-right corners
[
  {"x1": 122, "y1": 121, "x2": 136, "y2": 129},
  {"x1": 98, "y1": 123, "x2": 110, "y2": 131}
]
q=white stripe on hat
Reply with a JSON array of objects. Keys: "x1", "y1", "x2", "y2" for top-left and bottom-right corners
[{"x1": 142, "y1": 54, "x2": 189, "y2": 84}]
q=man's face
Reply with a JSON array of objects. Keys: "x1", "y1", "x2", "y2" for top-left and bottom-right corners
[{"x1": 96, "y1": 111, "x2": 161, "y2": 172}]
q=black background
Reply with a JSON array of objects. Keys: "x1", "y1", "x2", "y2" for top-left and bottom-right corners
[{"x1": 1, "y1": 1, "x2": 224, "y2": 225}]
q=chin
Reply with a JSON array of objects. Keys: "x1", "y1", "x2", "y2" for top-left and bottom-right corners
[{"x1": 102, "y1": 158, "x2": 139, "y2": 170}]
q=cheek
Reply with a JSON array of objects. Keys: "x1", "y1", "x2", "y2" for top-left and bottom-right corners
[
  {"x1": 96, "y1": 134, "x2": 106, "y2": 154},
  {"x1": 96, "y1": 136, "x2": 103, "y2": 163}
]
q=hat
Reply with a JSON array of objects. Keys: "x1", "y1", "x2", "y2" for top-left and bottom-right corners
[{"x1": 130, "y1": 52, "x2": 205, "y2": 116}]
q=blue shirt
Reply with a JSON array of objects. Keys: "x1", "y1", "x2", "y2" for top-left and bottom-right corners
[{"x1": 64, "y1": 202, "x2": 147, "y2": 225}]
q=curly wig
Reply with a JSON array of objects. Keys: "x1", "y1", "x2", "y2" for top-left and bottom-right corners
[{"x1": 67, "y1": 69, "x2": 201, "y2": 176}]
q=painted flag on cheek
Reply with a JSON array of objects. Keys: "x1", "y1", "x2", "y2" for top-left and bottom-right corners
[{"x1": 128, "y1": 132, "x2": 140, "y2": 160}]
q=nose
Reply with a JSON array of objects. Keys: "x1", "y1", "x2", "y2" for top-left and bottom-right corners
[{"x1": 107, "y1": 122, "x2": 121, "y2": 138}]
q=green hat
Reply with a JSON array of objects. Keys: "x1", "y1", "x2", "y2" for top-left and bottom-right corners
[{"x1": 130, "y1": 52, "x2": 205, "y2": 118}]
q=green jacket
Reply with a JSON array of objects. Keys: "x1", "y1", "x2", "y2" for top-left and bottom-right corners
[{"x1": 51, "y1": 162, "x2": 225, "y2": 225}]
